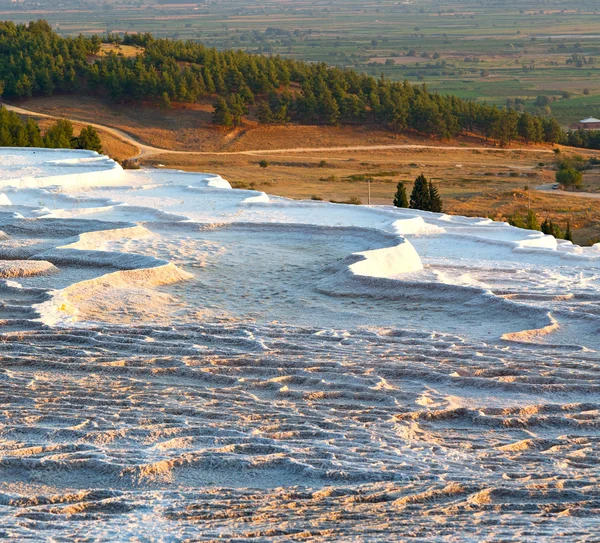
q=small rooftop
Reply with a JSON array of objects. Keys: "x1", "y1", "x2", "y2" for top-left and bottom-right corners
[{"x1": 579, "y1": 117, "x2": 600, "y2": 123}]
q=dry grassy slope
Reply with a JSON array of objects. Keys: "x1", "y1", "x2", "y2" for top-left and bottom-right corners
[
  {"x1": 20, "y1": 94, "x2": 535, "y2": 153},
  {"x1": 18, "y1": 95, "x2": 600, "y2": 244}
]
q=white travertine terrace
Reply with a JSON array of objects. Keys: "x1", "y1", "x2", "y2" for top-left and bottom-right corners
[{"x1": 0, "y1": 148, "x2": 598, "y2": 542}]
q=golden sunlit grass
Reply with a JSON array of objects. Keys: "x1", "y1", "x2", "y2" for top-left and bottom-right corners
[{"x1": 96, "y1": 43, "x2": 144, "y2": 58}]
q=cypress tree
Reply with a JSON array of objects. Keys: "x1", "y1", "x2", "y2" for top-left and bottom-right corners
[
  {"x1": 541, "y1": 220, "x2": 566, "y2": 239},
  {"x1": 428, "y1": 181, "x2": 443, "y2": 212},
  {"x1": 565, "y1": 221, "x2": 573, "y2": 242},
  {"x1": 409, "y1": 174, "x2": 431, "y2": 211},
  {"x1": 393, "y1": 181, "x2": 409, "y2": 208},
  {"x1": 551, "y1": 222, "x2": 565, "y2": 239},
  {"x1": 541, "y1": 218, "x2": 551, "y2": 235}
]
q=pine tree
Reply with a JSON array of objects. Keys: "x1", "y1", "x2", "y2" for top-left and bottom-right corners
[
  {"x1": 212, "y1": 97, "x2": 233, "y2": 128},
  {"x1": 15, "y1": 74, "x2": 32, "y2": 98},
  {"x1": 410, "y1": 174, "x2": 431, "y2": 211},
  {"x1": 508, "y1": 212, "x2": 526, "y2": 229},
  {"x1": 525, "y1": 209, "x2": 540, "y2": 231},
  {"x1": 517, "y1": 112, "x2": 535, "y2": 143},
  {"x1": 239, "y1": 85, "x2": 255, "y2": 105},
  {"x1": 0, "y1": 126, "x2": 13, "y2": 146},
  {"x1": 177, "y1": 81, "x2": 189, "y2": 103},
  {"x1": 202, "y1": 67, "x2": 216, "y2": 94},
  {"x1": 159, "y1": 91, "x2": 171, "y2": 109},
  {"x1": 321, "y1": 90, "x2": 340, "y2": 125},
  {"x1": 227, "y1": 94, "x2": 247, "y2": 126},
  {"x1": 275, "y1": 104, "x2": 290, "y2": 125},
  {"x1": 393, "y1": 181, "x2": 409, "y2": 207},
  {"x1": 257, "y1": 101, "x2": 274, "y2": 124},
  {"x1": 551, "y1": 222, "x2": 565, "y2": 239},
  {"x1": 13, "y1": 126, "x2": 29, "y2": 147},
  {"x1": 37, "y1": 68, "x2": 54, "y2": 96},
  {"x1": 43, "y1": 119, "x2": 74, "y2": 149},
  {"x1": 25, "y1": 118, "x2": 43, "y2": 147},
  {"x1": 76, "y1": 126, "x2": 103, "y2": 153},
  {"x1": 428, "y1": 181, "x2": 443, "y2": 212}
]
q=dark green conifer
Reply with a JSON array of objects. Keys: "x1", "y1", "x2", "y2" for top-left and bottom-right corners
[
  {"x1": 541, "y1": 218, "x2": 551, "y2": 235},
  {"x1": 257, "y1": 101, "x2": 274, "y2": 124},
  {"x1": 0, "y1": 126, "x2": 13, "y2": 146},
  {"x1": 525, "y1": 209, "x2": 540, "y2": 231},
  {"x1": 25, "y1": 118, "x2": 43, "y2": 147},
  {"x1": 76, "y1": 126, "x2": 103, "y2": 153},
  {"x1": 409, "y1": 174, "x2": 431, "y2": 211},
  {"x1": 227, "y1": 94, "x2": 247, "y2": 126},
  {"x1": 428, "y1": 181, "x2": 443, "y2": 212},
  {"x1": 393, "y1": 181, "x2": 409, "y2": 208},
  {"x1": 43, "y1": 119, "x2": 74, "y2": 148},
  {"x1": 565, "y1": 221, "x2": 573, "y2": 242},
  {"x1": 212, "y1": 97, "x2": 233, "y2": 128},
  {"x1": 159, "y1": 92, "x2": 171, "y2": 109}
]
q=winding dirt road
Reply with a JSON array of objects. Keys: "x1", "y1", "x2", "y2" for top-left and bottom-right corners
[
  {"x1": 6, "y1": 103, "x2": 556, "y2": 158},
  {"x1": 5, "y1": 103, "x2": 157, "y2": 158}
]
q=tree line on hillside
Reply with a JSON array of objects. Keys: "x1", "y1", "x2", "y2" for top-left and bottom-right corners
[
  {"x1": 0, "y1": 107, "x2": 102, "y2": 152},
  {"x1": 564, "y1": 129, "x2": 600, "y2": 151},
  {"x1": 0, "y1": 20, "x2": 575, "y2": 147}
]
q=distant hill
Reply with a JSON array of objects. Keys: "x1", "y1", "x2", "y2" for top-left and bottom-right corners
[{"x1": 0, "y1": 19, "x2": 574, "y2": 147}]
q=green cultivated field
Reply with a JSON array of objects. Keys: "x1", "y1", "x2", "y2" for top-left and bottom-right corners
[{"x1": 2, "y1": 0, "x2": 600, "y2": 125}]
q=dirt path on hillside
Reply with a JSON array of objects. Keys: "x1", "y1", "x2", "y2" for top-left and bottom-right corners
[
  {"x1": 6, "y1": 103, "x2": 557, "y2": 158},
  {"x1": 536, "y1": 183, "x2": 600, "y2": 199}
]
